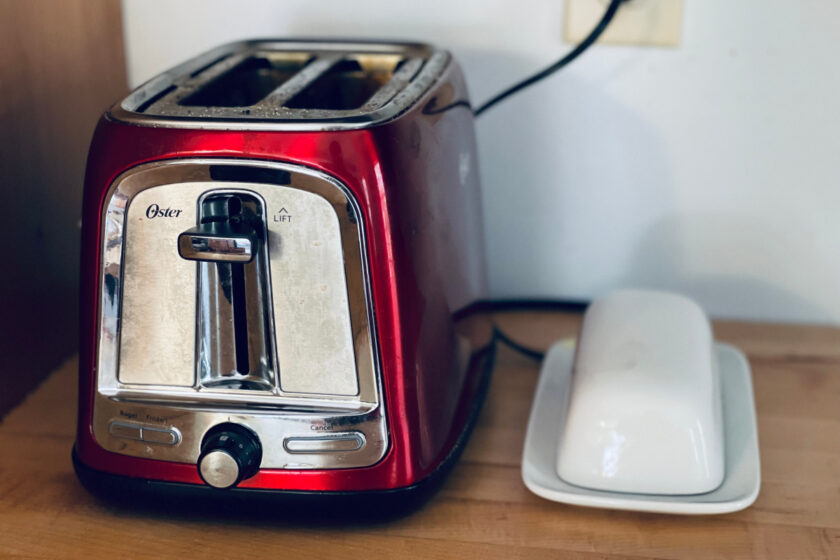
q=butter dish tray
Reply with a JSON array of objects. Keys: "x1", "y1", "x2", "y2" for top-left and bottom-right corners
[{"x1": 521, "y1": 339, "x2": 761, "y2": 515}]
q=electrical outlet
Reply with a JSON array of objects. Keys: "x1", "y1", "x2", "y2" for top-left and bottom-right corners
[{"x1": 564, "y1": 0, "x2": 683, "y2": 47}]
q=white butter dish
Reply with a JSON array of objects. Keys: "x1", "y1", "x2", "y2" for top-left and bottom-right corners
[
  {"x1": 521, "y1": 291, "x2": 761, "y2": 515},
  {"x1": 558, "y1": 290, "x2": 724, "y2": 495}
]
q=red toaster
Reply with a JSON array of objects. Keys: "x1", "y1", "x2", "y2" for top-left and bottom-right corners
[{"x1": 73, "y1": 39, "x2": 491, "y2": 511}]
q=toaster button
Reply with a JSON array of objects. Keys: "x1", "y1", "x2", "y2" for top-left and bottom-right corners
[
  {"x1": 141, "y1": 426, "x2": 181, "y2": 445},
  {"x1": 283, "y1": 432, "x2": 365, "y2": 454},
  {"x1": 109, "y1": 422, "x2": 142, "y2": 441}
]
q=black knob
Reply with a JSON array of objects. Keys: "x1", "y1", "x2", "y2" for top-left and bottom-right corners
[{"x1": 197, "y1": 424, "x2": 262, "y2": 489}]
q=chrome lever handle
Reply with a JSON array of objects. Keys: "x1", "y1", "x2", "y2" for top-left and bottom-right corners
[
  {"x1": 178, "y1": 194, "x2": 262, "y2": 263},
  {"x1": 178, "y1": 230, "x2": 255, "y2": 263}
]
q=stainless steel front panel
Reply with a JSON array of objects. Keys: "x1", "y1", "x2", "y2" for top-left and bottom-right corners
[
  {"x1": 94, "y1": 160, "x2": 386, "y2": 469},
  {"x1": 120, "y1": 184, "x2": 206, "y2": 386},
  {"x1": 265, "y1": 186, "x2": 358, "y2": 396},
  {"x1": 118, "y1": 183, "x2": 359, "y2": 396}
]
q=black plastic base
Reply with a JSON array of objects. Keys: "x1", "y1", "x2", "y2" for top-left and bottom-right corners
[{"x1": 72, "y1": 346, "x2": 495, "y2": 522}]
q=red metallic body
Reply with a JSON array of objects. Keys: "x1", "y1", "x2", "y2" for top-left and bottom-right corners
[{"x1": 75, "y1": 59, "x2": 489, "y2": 492}]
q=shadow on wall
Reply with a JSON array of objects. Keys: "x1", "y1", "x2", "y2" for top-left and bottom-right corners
[
  {"x1": 427, "y1": 47, "x2": 837, "y2": 326},
  {"x1": 467, "y1": 48, "x2": 679, "y2": 300},
  {"x1": 623, "y1": 214, "x2": 838, "y2": 324}
]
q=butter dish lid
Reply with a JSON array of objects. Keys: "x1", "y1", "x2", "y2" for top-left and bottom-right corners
[{"x1": 557, "y1": 290, "x2": 724, "y2": 495}]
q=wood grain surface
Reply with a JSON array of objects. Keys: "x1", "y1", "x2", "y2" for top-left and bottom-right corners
[{"x1": 1, "y1": 311, "x2": 838, "y2": 559}]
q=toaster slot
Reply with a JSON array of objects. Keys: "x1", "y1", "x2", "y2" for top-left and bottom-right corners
[
  {"x1": 179, "y1": 54, "x2": 313, "y2": 107},
  {"x1": 284, "y1": 55, "x2": 404, "y2": 111}
]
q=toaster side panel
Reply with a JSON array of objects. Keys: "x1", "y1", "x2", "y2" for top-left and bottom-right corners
[{"x1": 370, "y1": 55, "x2": 492, "y2": 474}]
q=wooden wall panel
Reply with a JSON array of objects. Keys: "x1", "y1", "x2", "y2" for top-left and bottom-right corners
[{"x1": 0, "y1": 0, "x2": 127, "y2": 416}]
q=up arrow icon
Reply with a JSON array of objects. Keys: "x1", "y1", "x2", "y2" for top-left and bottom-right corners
[{"x1": 273, "y1": 208, "x2": 292, "y2": 223}]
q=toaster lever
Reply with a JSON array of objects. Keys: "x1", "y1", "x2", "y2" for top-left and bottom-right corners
[{"x1": 178, "y1": 195, "x2": 262, "y2": 263}]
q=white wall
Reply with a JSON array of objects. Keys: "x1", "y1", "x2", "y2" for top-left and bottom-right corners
[{"x1": 122, "y1": 0, "x2": 840, "y2": 324}]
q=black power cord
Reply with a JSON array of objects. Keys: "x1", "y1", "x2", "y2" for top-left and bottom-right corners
[
  {"x1": 493, "y1": 327, "x2": 547, "y2": 361},
  {"x1": 426, "y1": 0, "x2": 626, "y2": 117},
  {"x1": 454, "y1": 299, "x2": 589, "y2": 362},
  {"x1": 438, "y1": 2, "x2": 628, "y2": 356},
  {"x1": 474, "y1": 0, "x2": 626, "y2": 117}
]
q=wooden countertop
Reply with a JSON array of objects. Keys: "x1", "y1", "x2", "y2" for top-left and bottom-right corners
[{"x1": 2, "y1": 311, "x2": 838, "y2": 559}]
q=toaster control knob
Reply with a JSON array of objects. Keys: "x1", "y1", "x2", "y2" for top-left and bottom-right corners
[{"x1": 197, "y1": 424, "x2": 262, "y2": 489}]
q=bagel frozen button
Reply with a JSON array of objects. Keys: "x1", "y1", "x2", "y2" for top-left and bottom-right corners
[{"x1": 557, "y1": 290, "x2": 725, "y2": 495}]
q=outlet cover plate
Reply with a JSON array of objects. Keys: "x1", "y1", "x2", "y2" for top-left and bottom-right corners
[{"x1": 564, "y1": 0, "x2": 683, "y2": 47}]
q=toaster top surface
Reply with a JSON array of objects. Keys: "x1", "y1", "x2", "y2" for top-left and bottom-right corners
[{"x1": 111, "y1": 39, "x2": 450, "y2": 131}]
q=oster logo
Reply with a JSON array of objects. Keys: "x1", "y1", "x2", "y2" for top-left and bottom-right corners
[{"x1": 145, "y1": 203, "x2": 183, "y2": 219}]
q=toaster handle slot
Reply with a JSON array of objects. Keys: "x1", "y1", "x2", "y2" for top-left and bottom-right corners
[{"x1": 185, "y1": 192, "x2": 275, "y2": 391}]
